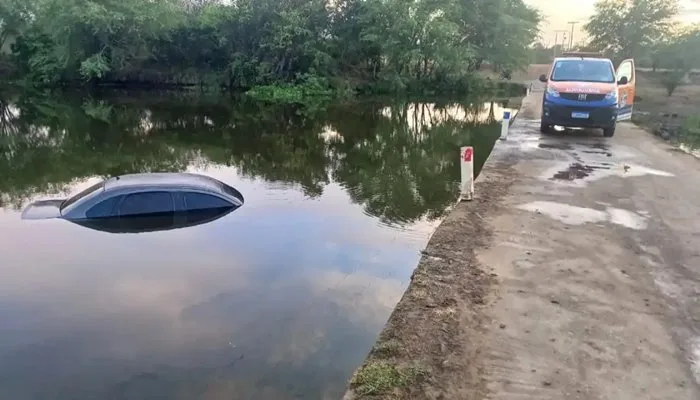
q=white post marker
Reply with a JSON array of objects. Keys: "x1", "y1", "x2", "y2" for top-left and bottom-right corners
[
  {"x1": 500, "y1": 110, "x2": 511, "y2": 140},
  {"x1": 460, "y1": 146, "x2": 474, "y2": 201}
]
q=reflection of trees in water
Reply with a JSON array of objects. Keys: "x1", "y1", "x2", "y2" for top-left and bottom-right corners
[
  {"x1": 141, "y1": 101, "x2": 332, "y2": 198},
  {"x1": 0, "y1": 96, "x2": 21, "y2": 137},
  {"x1": 328, "y1": 101, "x2": 499, "y2": 224},
  {"x1": 0, "y1": 91, "x2": 501, "y2": 223},
  {"x1": 0, "y1": 93, "x2": 194, "y2": 208}
]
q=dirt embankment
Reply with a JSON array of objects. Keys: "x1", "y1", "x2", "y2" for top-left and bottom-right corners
[
  {"x1": 632, "y1": 71, "x2": 700, "y2": 148},
  {"x1": 633, "y1": 70, "x2": 700, "y2": 118},
  {"x1": 343, "y1": 138, "x2": 523, "y2": 398},
  {"x1": 342, "y1": 81, "x2": 551, "y2": 400},
  {"x1": 343, "y1": 90, "x2": 540, "y2": 400}
]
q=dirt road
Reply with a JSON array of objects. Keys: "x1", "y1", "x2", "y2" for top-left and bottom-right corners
[{"x1": 480, "y1": 87, "x2": 700, "y2": 399}]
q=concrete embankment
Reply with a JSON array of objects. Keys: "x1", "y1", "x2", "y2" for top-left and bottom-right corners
[{"x1": 345, "y1": 87, "x2": 700, "y2": 399}]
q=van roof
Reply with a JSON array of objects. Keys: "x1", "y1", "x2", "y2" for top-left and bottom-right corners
[
  {"x1": 554, "y1": 57, "x2": 612, "y2": 63},
  {"x1": 561, "y1": 51, "x2": 605, "y2": 58}
]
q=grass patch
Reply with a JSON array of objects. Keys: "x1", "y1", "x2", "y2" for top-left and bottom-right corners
[
  {"x1": 245, "y1": 74, "x2": 336, "y2": 104},
  {"x1": 350, "y1": 361, "x2": 427, "y2": 396},
  {"x1": 681, "y1": 115, "x2": 700, "y2": 149},
  {"x1": 372, "y1": 339, "x2": 401, "y2": 357}
]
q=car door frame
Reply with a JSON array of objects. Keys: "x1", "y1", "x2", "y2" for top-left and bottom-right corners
[{"x1": 616, "y1": 58, "x2": 636, "y2": 121}]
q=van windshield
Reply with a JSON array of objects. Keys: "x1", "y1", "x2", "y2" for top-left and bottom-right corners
[
  {"x1": 551, "y1": 60, "x2": 615, "y2": 83},
  {"x1": 60, "y1": 181, "x2": 104, "y2": 210}
]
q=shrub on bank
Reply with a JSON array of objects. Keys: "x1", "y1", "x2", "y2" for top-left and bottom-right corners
[
  {"x1": 681, "y1": 115, "x2": 700, "y2": 149},
  {"x1": 245, "y1": 74, "x2": 335, "y2": 104},
  {"x1": 246, "y1": 73, "x2": 527, "y2": 105}
]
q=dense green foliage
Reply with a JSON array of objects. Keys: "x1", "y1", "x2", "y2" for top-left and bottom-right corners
[
  {"x1": 584, "y1": 0, "x2": 679, "y2": 60},
  {"x1": 582, "y1": 0, "x2": 700, "y2": 96},
  {"x1": 653, "y1": 27, "x2": 700, "y2": 95},
  {"x1": 1, "y1": 0, "x2": 539, "y2": 94},
  {"x1": 0, "y1": 89, "x2": 508, "y2": 222}
]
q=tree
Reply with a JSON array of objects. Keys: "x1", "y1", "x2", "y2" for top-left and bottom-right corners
[
  {"x1": 451, "y1": 0, "x2": 539, "y2": 72},
  {"x1": 0, "y1": 0, "x2": 32, "y2": 50},
  {"x1": 655, "y1": 26, "x2": 700, "y2": 95},
  {"x1": 7, "y1": 0, "x2": 540, "y2": 92},
  {"x1": 584, "y1": 0, "x2": 679, "y2": 59}
]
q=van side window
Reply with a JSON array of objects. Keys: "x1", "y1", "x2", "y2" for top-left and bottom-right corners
[
  {"x1": 184, "y1": 193, "x2": 233, "y2": 210},
  {"x1": 85, "y1": 196, "x2": 122, "y2": 218},
  {"x1": 119, "y1": 192, "x2": 174, "y2": 216},
  {"x1": 617, "y1": 62, "x2": 633, "y2": 82}
]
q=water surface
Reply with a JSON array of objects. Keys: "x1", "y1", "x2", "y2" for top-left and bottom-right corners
[{"x1": 0, "y1": 90, "x2": 515, "y2": 399}]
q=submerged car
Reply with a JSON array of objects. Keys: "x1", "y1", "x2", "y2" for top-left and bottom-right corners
[
  {"x1": 22, "y1": 173, "x2": 244, "y2": 233},
  {"x1": 539, "y1": 54, "x2": 636, "y2": 137}
]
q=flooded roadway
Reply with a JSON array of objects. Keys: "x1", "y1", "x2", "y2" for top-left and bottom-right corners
[{"x1": 0, "y1": 90, "x2": 516, "y2": 399}]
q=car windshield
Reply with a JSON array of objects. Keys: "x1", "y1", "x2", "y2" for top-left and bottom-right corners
[
  {"x1": 551, "y1": 60, "x2": 615, "y2": 83},
  {"x1": 60, "y1": 181, "x2": 104, "y2": 210}
]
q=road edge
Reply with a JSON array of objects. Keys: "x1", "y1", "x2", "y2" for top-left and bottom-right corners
[{"x1": 342, "y1": 94, "x2": 533, "y2": 399}]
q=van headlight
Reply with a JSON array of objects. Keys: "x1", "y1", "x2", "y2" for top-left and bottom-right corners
[
  {"x1": 545, "y1": 87, "x2": 560, "y2": 98},
  {"x1": 605, "y1": 90, "x2": 618, "y2": 102}
]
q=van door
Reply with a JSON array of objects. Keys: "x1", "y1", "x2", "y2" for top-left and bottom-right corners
[{"x1": 616, "y1": 59, "x2": 635, "y2": 121}]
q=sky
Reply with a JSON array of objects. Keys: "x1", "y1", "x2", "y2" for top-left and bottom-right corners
[{"x1": 525, "y1": 0, "x2": 700, "y2": 46}]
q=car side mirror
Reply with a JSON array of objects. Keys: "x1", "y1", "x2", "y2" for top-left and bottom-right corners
[
  {"x1": 618, "y1": 76, "x2": 628, "y2": 85},
  {"x1": 539, "y1": 74, "x2": 548, "y2": 83}
]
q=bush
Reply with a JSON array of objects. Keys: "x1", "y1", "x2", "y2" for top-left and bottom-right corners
[
  {"x1": 681, "y1": 115, "x2": 700, "y2": 149},
  {"x1": 663, "y1": 70, "x2": 687, "y2": 96},
  {"x1": 245, "y1": 74, "x2": 334, "y2": 104}
]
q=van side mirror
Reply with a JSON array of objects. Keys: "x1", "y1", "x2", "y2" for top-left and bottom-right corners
[
  {"x1": 539, "y1": 74, "x2": 548, "y2": 83},
  {"x1": 618, "y1": 76, "x2": 628, "y2": 85}
]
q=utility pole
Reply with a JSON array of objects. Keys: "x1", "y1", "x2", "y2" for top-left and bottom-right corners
[
  {"x1": 567, "y1": 21, "x2": 579, "y2": 51},
  {"x1": 553, "y1": 30, "x2": 568, "y2": 58}
]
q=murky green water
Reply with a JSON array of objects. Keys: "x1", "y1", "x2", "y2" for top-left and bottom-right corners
[{"x1": 0, "y1": 89, "x2": 516, "y2": 399}]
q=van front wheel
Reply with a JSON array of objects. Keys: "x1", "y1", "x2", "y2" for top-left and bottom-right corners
[
  {"x1": 540, "y1": 120, "x2": 552, "y2": 134},
  {"x1": 603, "y1": 125, "x2": 616, "y2": 138}
]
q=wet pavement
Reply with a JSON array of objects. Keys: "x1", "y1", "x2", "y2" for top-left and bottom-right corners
[
  {"x1": 476, "y1": 89, "x2": 700, "y2": 400},
  {"x1": 0, "y1": 90, "x2": 517, "y2": 399}
]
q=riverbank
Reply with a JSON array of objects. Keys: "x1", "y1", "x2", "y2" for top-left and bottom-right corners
[
  {"x1": 343, "y1": 156, "x2": 516, "y2": 399},
  {"x1": 343, "y1": 90, "x2": 538, "y2": 400},
  {"x1": 631, "y1": 70, "x2": 700, "y2": 151},
  {"x1": 2, "y1": 76, "x2": 527, "y2": 106},
  {"x1": 6, "y1": 0, "x2": 539, "y2": 105},
  {"x1": 345, "y1": 88, "x2": 700, "y2": 399}
]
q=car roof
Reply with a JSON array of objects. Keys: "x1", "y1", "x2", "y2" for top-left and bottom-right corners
[{"x1": 103, "y1": 173, "x2": 224, "y2": 193}]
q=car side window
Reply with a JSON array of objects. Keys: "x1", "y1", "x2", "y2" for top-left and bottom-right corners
[
  {"x1": 85, "y1": 195, "x2": 123, "y2": 219},
  {"x1": 184, "y1": 193, "x2": 233, "y2": 210},
  {"x1": 617, "y1": 62, "x2": 633, "y2": 82},
  {"x1": 118, "y1": 192, "x2": 174, "y2": 216}
]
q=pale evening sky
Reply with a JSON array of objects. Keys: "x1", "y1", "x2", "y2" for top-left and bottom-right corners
[{"x1": 525, "y1": 0, "x2": 700, "y2": 45}]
